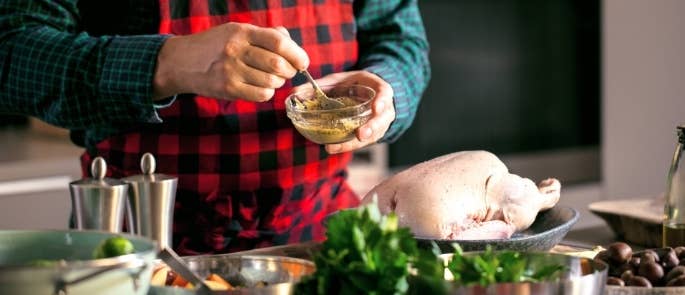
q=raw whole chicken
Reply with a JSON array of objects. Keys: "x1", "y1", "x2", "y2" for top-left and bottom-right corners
[{"x1": 360, "y1": 151, "x2": 561, "y2": 240}]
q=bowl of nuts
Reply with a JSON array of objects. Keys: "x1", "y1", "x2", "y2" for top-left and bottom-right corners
[
  {"x1": 594, "y1": 242, "x2": 685, "y2": 294},
  {"x1": 285, "y1": 84, "x2": 375, "y2": 144}
]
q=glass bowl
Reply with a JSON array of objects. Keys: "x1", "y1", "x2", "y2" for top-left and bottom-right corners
[{"x1": 285, "y1": 84, "x2": 375, "y2": 144}]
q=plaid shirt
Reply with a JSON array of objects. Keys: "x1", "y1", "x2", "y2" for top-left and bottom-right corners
[{"x1": 0, "y1": 0, "x2": 429, "y2": 254}]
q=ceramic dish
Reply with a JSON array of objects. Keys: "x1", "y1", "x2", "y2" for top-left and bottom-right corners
[
  {"x1": 417, "y1": 206, "x2": 579, "y2": 253},
  {"x1": 0, "y1": 230, "x2": 157, "y2": 295}
]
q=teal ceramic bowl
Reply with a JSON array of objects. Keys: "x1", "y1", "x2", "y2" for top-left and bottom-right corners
[{"x1": 0, "y1": 230, "x2": 157, "y2": 295}]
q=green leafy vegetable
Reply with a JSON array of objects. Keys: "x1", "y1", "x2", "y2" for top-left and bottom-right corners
[
  {"x1": 446, "y1": 244, "x2": 567, "y2": 287},
  {"x1": 296, "y1": 198, "x2": 446, "y2": 295},
  {"x1": 296, "y1": 200, "x2": 568, "y2": 294}
]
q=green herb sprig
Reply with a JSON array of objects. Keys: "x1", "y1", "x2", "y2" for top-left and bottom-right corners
[
  {"x1": 296, "y1": 198, "x2": 445, "y2": 295},
  {"x1": 446, "y1": 244, "x2": 567, "y2": 287}
]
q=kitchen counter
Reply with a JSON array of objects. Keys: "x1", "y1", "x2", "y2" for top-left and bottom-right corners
[
  {"x1": 564, "y1": 225, "x2": 619, "y2": 248},
  {"x1": 226, "y1": 225, "x2": 622, "y2": 262}
]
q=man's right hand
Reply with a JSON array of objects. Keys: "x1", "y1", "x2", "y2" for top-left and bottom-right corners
[{"x1": 152, "y1": 23, "x2": 309, "y2": 102}]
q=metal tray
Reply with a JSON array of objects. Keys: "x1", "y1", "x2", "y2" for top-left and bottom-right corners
[
  {"x1": 148, "y1": 255, "x2": 315, "y2": 295},
  {"x1": 442, "y1": 251, "x2": 608, "y2": 295}
]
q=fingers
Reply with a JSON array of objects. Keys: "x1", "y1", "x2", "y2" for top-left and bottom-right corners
[
  {"x1": 354, "y1": 75, "x2": 395, "y2": 141},
  {"x1": 274, "y1": 26, "x2": 290, "y2": 37},
  {"x1": 326, "y1": 92, "x2": 395, "y2": 154},
  {"x1": 243, "y1": 46, "x2": 298, "y2": 78},
  {"x1": 249, "y1": 27, "x2": 309, "y2": 70},
  {"x1": 231, "y1": 82, "x2": 276, "y2": 102},
  {"x1": 240, "y1": 65, "x2": 287, "y2": 89}
]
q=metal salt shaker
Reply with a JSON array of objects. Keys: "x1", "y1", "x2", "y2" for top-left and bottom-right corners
[
  {"x1": 69, "y1": 157, "x2": 129, "y2": 233},
  {"x1": 123, "y1": 153, "x2": 178, "y2": 250}
]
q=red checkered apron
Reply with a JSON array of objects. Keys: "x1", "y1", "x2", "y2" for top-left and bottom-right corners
[{"x1": 81, "y1": 0, "x2": 360, "y2": 255}]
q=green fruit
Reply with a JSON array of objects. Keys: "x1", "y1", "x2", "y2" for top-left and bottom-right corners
[{"x1": 93, "y1": 236, "x2": 135, "y2": 259}]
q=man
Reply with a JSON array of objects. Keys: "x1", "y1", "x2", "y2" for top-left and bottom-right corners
[{"x1": 0, "y1": 0, "x2": 430, "y2": 255}]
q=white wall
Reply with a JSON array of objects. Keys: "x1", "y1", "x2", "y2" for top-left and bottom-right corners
[{"x1": 603, "y1": 0, "x2": 685, "y2": 200}]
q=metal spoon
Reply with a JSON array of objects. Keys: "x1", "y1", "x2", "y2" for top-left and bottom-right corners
[
  {"x1": 300, "y1": 70, "x2": 345, "y2": 109},
  {"x1": 158, "y1": 248, "x2": 212, "y2": 295}
]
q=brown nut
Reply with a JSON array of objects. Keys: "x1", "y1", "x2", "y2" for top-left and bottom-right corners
[
  {"x1": 611, "y1": 263, "x2": 633, "y2": 278},
  {"x1": 675, "y1": 246, "x2": 685, "y2": 259},
  {"x1": 641, "y1": 251, "x2": 660, "y2": 264},
  {"x1": 663, "y1": 256, "x2": 680, "y2": 271},
  {"x1": 662, "y1": 248, "x2": 679, "y2": 269},
  {"x1": 667, "y1": 274, "x2": 685, "y2": 286},
  {"x1": 621, "y1": 270, "x2": 634, "y2": 283},
  {"x1": 638, "y1": 261, "x2": 664, "y2": 286},
  {"x1": 666, "y1": 265, "x2": 685, "y2": 283},
  {"x1": 606, "y1": 276, "x2": 625, "y2": 287},
  {"x1": 627, "y1": 275, "x2": 652, "y2": 287},
  {"x1": 594, "y1": 250, "x2": 610, "y2": 264},
  {"x1": 608, "y1": 242, "x2": 632, "y2": 265},
  {"x1": 629, "y1": 256, "x2": 641, "y2": 269}
]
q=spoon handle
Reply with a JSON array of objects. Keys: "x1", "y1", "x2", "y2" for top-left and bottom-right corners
[
  {"x1": 300, "y1": 69, "x2": 327, "y2": 98},
  {"x1": 159, "y1": 248, "x2": 213, "y2": 295}
]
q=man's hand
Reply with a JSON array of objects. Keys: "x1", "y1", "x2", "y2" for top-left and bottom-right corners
[
  {"x1": 293, "y1": 70, "x2": 395, "y2": 154},
  {"x1": 153, "y1": 23, "x2": 309, "y2": 102}
]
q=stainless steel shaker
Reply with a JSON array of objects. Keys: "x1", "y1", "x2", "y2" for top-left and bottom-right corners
[
  {"x1": 123, "y1": 153, "x2": 178, "y2": 250},
  {"x1": 69, "y1": 157, "x2": 128, "y2": 232}
]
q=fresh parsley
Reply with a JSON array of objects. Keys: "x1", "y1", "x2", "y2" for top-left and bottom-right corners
[
  {"x1": 446, "y1": 244, "x2": 567, "y2": 287},
  {"x1": 296, "y1": 199, "x2": 446, "y2": 295},
  {"x1": 296, "y1": 200, "x2": 568, "y2": 294}
]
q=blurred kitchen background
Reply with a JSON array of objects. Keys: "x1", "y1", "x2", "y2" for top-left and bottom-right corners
[{"x1": 0, "y1": 0, "x2": 683, "y2": 231}]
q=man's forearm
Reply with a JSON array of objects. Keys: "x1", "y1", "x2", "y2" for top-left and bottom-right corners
[
  {"x1": 354, "y1": 0, "x2": 431, "y2": 143},
  {"x1": 0, "y1": 0, "x2": 169, "y2": 129}
]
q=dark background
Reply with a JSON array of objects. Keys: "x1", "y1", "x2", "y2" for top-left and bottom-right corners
[{"x1": 389, "y1": 0, "x2": 601, "y2": 168}]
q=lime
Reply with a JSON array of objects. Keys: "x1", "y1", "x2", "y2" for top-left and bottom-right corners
[{"x1": 93, "y1": 236, "x2": 135, "y2": 259}]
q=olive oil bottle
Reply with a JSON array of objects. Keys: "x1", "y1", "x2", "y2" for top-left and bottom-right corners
[{"x1": 664, "y1": 125, "x2": 685, "y2": 247}]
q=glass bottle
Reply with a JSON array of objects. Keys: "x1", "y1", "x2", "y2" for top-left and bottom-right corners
[{"x1": 664, "y1": 125, "x2": 685, "y2": 247}]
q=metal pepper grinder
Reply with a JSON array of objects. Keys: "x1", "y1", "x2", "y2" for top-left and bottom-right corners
[
  {"x1": 123, "y1": 153, "x2": 178, "y2": 250},
  {"x1": 69, "y1": 157, "x2": 129, "y2": 233}
]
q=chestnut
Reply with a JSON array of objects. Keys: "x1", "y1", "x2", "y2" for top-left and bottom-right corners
[
  {"x1": 594, "y1": 250, "x2": 610, "y2": 264},
  {"x1": 627, "y1": 275, "x2": 652, "y2": 287},
  {"x1": 675, "y1": 246, "x2": 685, "y2": 259},
  {"x1": 641, "y1": 250, "x2": 660, "y2": 264},
  {"x1": 608, "y1": 242, "x2": 632, "y2": 265},
  {"x1": 666, "y1": 265, "x2": 685, "y2": 283},
  {"x1": 606, "y1": 276, "x2": 625, "y2": 287},
  {"x1": 620, "y1": 270, "x2": 634, "y2": 283},
  {"x1": 667, "y1": 274, "x2": 685, "y2": 286},
  {"x1": 638, "y1": 261, "x2": 664, "y2": 286}
]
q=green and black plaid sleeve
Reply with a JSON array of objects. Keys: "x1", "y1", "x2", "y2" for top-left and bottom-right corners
[
  {"x1": 0, "y1": 0, "x2": 169, "y2": 130},
  {"x1": 354, "y1": 0, "x2": 430, "y2": 143}
]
